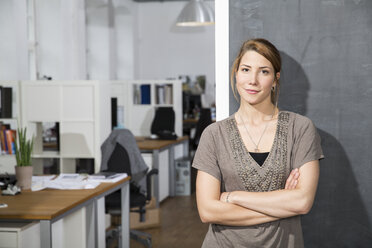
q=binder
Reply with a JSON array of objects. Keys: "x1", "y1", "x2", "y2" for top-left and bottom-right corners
[
  {"x1": 140, "y1": 84, "x2": 151, "y2": 104},
  {"x1": 0, "y1": 86, "x2": 2, "y2": 117},
  {"x1": 1, "y1": 87, "x2": 12, "y2": 118},
  {"x1": 156, "y1": 85, "x2": 165, "y2": 104},
  {"x1": 111, "y1": 98, "x2": 117, "y2": 129}
]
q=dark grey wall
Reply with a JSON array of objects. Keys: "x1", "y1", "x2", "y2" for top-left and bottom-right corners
[{"x1": 229, "y1": 0, "x2": 372, "y2": 247}]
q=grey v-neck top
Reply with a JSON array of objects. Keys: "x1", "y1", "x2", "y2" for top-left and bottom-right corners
[{"x1": 192, "y1": 111, "x2": 324, "y2": 248}]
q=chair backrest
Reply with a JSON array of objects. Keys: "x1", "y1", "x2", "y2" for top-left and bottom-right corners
[
  {"x1": 150, "y1": 107, "x2": 175, "y2": 135},
  {"x1": 107, "y1": 142, "x2": 145, "y2": 196},
  {"x1": 107, "y1": 143, "x2": 132, "y2": 176},
  {"x1": 193, "y1": 108, "x2": 213, "y2": 147}
]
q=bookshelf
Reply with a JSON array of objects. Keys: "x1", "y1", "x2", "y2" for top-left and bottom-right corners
[
  {"x1": 20, "y1": 81, "x2": 111, "y2": 174},
  {"x1": 111, "y1": 80, "x2": 182, "y2": 137},
  {"x1": 0, "y1": 81, "x2": 21, "y2": 174}
]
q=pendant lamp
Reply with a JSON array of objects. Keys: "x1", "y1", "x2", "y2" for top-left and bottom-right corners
[{"x1": 176, "y1": 0, "x2": 215, "y2": 27}]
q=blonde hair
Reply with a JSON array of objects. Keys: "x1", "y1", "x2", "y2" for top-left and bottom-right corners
[{"x1": 230, "y1": 38, "x2": 281, "y2": 104}]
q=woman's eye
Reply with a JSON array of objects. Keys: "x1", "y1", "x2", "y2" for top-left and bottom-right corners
[
  {"x1": 242, "y1": 68, "x2": 249, "y2": 72},
  {"x1": 262, "y1": 70, "x2": 269, "y2": 74}
]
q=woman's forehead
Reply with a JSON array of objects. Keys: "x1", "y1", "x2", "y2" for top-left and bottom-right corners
[{"x1": 240, "y1": 50, "x2": 273, "y2": 68}]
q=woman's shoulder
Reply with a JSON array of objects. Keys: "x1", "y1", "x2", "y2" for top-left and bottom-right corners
[
  {"x1": 280, "y1": 110, "x2": 316, "y2": 131},
  {"x1": 202, "y1": 114, "x2": 234, "y2": 134}
]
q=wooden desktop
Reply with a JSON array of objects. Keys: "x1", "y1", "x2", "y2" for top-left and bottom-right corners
[{"x1": 0, "y1": 177, "x2": 130, "y2": 248}]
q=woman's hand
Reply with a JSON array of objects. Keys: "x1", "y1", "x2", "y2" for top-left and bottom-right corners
[{"x1": 285, "y1": 168, "x2": 300, "y2": 190}]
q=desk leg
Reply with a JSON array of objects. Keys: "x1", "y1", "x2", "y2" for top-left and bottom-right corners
[
  {"x1": 153, "y1": 150, "x2": 160, "y2": 208},
  {"x1": 40, "y1": 220, "x2": 52, "y2": 248},
  {"x1": 94, "y1": 198, "x2": 106, "y2": 248},
  {"x1": 169, "y1": 146, "x2": 175, "y2": 197},
  {"x1": 121, "y1": 181, "x2": 130, "y2": 248},
  {"x1": 183, "y1": 139, "x2": 189, "y2": 157}
]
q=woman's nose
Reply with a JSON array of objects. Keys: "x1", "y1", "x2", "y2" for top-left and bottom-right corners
[{"x1": 248, "y1": 72, "x2": 258, "y2": 85}]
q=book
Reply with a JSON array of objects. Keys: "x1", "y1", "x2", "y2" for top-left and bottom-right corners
[
  {"x1": 0, "y1": 124, "x2": 10, "y2": 154},
  {"x1": 5, "y1": 129, "x2": 16, "y2": 154},
  {"x1": 2, "y1": 130, "x2": 8, "y2": 154},
  {"x1": 0, "y1": 130, "x2": 5, "y2": 154}
]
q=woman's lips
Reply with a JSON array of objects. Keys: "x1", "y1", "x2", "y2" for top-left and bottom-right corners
[{"x1": 246, "y1": 89, "x2": 259, "y2": 94}]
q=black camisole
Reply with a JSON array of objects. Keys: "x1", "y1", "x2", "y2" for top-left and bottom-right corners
[{"x1": 249, "y1": 152, "x2": 269, "y2": 166}]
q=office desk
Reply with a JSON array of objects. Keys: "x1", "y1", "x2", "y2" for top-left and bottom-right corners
[
  {"x1": 136, "y1": 136, "x2": 189, "y2": 206},
  {"x1": 0, "y1": 177, "x2": 130, "y2": 248}
]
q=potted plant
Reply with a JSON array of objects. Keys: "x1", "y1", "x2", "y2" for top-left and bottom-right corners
[{"x1": 14, "y1": 127, "x2": 34, "y2": 190}]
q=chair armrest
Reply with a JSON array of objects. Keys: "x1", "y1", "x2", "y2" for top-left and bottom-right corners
[{"x1": 146, "y1": 168, "x2": 158, "y2": 201}]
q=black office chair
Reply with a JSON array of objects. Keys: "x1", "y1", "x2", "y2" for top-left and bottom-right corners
[
  {"x1": 191, "y1": 108, "x2": 213, "y2": 151},
  {"x1": 151, "y1": 107, "x2": 177, "y2": 140},
  {"x1": 104, "y1": 142, "x2": 158, "y2": 248}
]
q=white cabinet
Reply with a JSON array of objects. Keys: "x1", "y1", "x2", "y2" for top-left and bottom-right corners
[
  {"x1": 0, "y1": 222, "x2": 40, "y2": 248},
  {"x1": 111, "y1": 80, "x2": 182, "y2": 137},
  {"x1": 20, "y1": 81, "x2": 111, "y2": 173}
]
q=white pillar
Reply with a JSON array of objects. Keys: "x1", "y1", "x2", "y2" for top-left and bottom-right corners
[
  {"x1": 61, "y1": 0, "x2": 86, "y2": 79},
  {"x1": 215, "y1": 0, "x2": 230, "y2": 120},
  {"x1": 13, "y1": 0, "x2": 30, "y2": 79}
]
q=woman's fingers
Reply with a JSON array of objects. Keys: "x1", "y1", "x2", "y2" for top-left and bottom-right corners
[
  {"x1": 285, "y1": 169, "x2": 295, "y2": 189},
  {"x1": 285, "y1": 168, "x2": 300, "y2": 190},
  {"x1": 220, "y1": 192, "x2": 227, "y2": 202}
]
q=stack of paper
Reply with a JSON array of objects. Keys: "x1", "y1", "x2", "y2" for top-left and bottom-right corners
[
  {"x1": 31, "y1": 173, "x2": 128, "y2": 191},
  {"x1": 31, "y1": 174, "x2": 100, "y2": 191},
  {"x1": 87, "y1": 173, "x2": 128, "y2": 183}
]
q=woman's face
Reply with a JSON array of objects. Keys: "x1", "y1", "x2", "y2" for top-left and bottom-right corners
[{"x1": 235, "y1": 50, "x2": 278, "y2": 106}]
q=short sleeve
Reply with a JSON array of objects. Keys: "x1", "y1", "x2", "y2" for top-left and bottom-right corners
[
  {"x1": 192, "y1": 125, "x2": 221, "y2": 181},
  {"x1": 292, "y1": 115, "x2": 325, "y2": 169}
]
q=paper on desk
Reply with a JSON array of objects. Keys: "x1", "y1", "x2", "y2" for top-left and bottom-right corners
[
  {"x1": 54, "y1": 173, "x2": 85, "y2": 181},
  {"x1": 87, "y1": 173, "x2": 128, "y2": 183},
  {"x1": 32, "y1": 175, "x2": 56, "y2": 181},
  {"x1": 42, "y1": 180, "x2": 100, "y2": 190},
  {"x1": 31, "y1": 174, "x2": 101, "y2": 191},
  {"x1": 32, "y1": 175, "x2": 56, "y2": 191}
]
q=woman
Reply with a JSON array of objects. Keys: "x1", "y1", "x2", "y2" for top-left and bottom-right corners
[{"x1": 193, "y1": 38, "x2": 324, "y2": 247}]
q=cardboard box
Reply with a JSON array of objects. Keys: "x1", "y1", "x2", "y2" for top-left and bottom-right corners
[
  {"x1": 111, "y1": 208, "x2": 161, "y2": 230},
  {"x1": 111, "y1": 197, "x2": 160, "y2": 229},
  {"x1": 145, "y1": 196, "x2": 156, "y2": 210},
  {"x1": 130, "y1": 208, "x2": 161, "y2": 229}
]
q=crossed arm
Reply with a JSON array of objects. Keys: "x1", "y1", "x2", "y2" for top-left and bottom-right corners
[{"x1": 196, "y1": 160, "x2": 319, "y2": 226}]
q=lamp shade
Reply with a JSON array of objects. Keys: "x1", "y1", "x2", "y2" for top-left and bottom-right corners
[{"x1": 176, "y1": 0, "x2": 214, "y2": 26}]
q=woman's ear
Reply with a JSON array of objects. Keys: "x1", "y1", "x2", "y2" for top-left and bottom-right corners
[{"x1": 276, "y1": 72, "x2": 281, "y2": 81}]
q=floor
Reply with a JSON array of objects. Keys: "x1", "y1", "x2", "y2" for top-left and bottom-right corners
[{"x1": 130, "y1": 193, "x2": 209, "y2": 248}]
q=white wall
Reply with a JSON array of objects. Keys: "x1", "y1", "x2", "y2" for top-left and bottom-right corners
[
  {"x1": 0, "y1": 0, "x2": 215, "y2": 107},
  {"x1": 86, "y1": 0, "x2": 136, "y2": 80},
  {"x1": 134, "y1": 1, "x2": 215, "y2": 107},
  {"x1": 36, "y1": 0, "x2": 86, "y2": 80},
  {"x1": 36, "y1": 0, "x2": 63, "y2": 79},
  {"x1": 0, "y1": 0, "x2": 20, "y2": 79}
]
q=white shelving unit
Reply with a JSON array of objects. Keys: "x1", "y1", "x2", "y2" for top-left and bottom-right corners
[
  {"x1": 0, "y1": 81, "x2": 21, "y2": 174},
  {"x1": 111, "y1": 80, "x2": 182, "y2": 137},
  {"x1": 20, "y1": 80, "x2": 111, "y2": 174}
]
